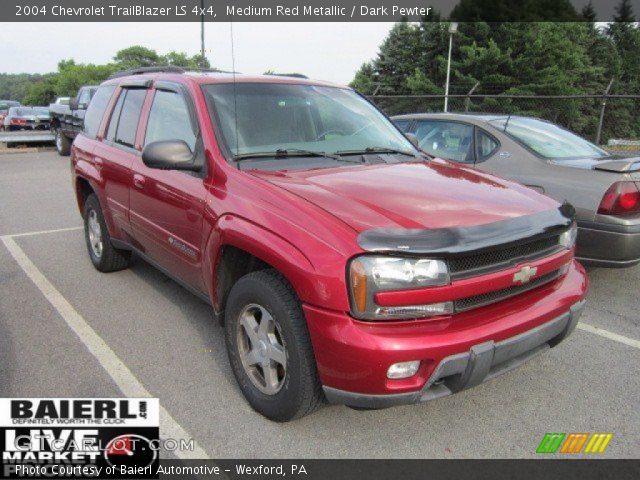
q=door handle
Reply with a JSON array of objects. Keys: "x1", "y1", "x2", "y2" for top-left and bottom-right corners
[{"x1": 133, "y1": 174, "x2": 146, "y2": 189}]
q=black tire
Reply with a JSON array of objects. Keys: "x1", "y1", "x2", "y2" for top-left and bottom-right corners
[
  {"x1": 55, "y1": 128, "x2": 71, "y2": 156},
  {"x1": 225, "y1": 269, "x2": 322, "y2": 421},
  {"x1": 83, "y1": 194, "x2": 131, "y2": 272}
]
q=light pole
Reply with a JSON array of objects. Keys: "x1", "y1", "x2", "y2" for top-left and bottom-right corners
[{"x1": 444, "y1": 22, "x2": 458, "y2": 113}]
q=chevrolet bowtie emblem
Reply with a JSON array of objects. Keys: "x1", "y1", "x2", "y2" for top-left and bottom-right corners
[{"x1": 513, "y1": 265, "x2": 537, "y2": 284}]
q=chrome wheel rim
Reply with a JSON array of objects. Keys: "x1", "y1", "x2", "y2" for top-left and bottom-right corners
[
  {"x1": 56, "y1": 131, "x2": 62, "y2": 150},
  {"x1": 87, "y1": 209, "x2": 103, "y2": 258},
  {"x1": 237, "y1": 304, "x2": 287, "y2": 395}
]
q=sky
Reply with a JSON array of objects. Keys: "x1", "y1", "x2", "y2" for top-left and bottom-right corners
[{"x1": 0, "y1": 22, "x2": 394, "y2": 85}]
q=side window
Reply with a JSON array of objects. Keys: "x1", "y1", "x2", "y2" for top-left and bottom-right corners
[
  {"x1": 105, "y1": 91, "x2": 126, "y2": 142},
  {"x1": 83, "y1": 85, "x2": 116, "y2": 139},
  {"x1": 414, "y1": 121, "x2": 474, "y2": 163},
  {"x1": 393, "y1": 120, "x2": 411, "y2": 132},
  {"x1": 145, "y1": 89, "x2": 196, "y2": 150},
  {"x1": 78, "y1": 89, "x2": 92, "y2": 107},
  {"x1": 476, "y1": 129, "x2": 499, "y2": 161},
  {"x1": 112, "y1": 89, "x2": 147, "y2": 148}
]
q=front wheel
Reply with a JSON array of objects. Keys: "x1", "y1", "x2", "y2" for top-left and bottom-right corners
[
  {"x1": 83, "y1": 194, "x2": 131, "y2": 272},
  {"x1": 224, "y1": 270, "x2": 322, "y2": 421}
]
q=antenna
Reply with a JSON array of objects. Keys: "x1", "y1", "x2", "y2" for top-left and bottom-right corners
[
  {"x1": 200, "y1": 0, "x2": 205, "y2": 68},
  {"x1": 504, "y1": 113, "x2": 512, "y2": 132},
  {"x1": 230, "y1": 22, "x2": 240, "y2": 163}
]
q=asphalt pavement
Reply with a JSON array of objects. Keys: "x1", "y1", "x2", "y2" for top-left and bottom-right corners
[{"x1": 1, "y1": 151, "x2": 638, "y2": 458}]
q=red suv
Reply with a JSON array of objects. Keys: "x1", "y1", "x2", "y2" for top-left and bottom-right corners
[{"x1": 71, "y1": 68, "x2": 588, "y2": 421}]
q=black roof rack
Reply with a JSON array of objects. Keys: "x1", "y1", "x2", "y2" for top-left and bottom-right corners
[
  {"x1": 108, "y1": 66, "x2": 186, "y2": 79},
  {"x1": 265, "y1": 73, "x2": 308, "y2": 79}
]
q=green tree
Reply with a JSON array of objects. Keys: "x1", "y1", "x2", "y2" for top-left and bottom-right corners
[
  {"x1": 23, "y1": 76, "x2": 57, "y2": 105},
  {"x1": 113, "y1": 46, "x2": 161, "y2": 69},
  {"x1": 54, "y1": 60, "x2": 117, "y2": 97}
]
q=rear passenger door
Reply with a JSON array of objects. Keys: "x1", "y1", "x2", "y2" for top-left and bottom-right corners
[
  {"x1": 93, "y1": 86, "x2": 148, "y2": 238},
  {"x1": 129, "y1": 82, "x2": 207, "y2": 292}
]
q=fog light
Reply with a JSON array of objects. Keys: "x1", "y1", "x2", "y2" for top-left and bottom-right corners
[
  {"x1": 387, "y1": 361, "x2": 421, "y2": 379},
  {"x1": 375, "y1": 302, "x2": 453, "y2": 319}
]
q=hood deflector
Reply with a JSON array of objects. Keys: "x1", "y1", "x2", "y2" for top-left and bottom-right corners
[{"x1": 357, "y1": 204, "x2": 575, "y2": 256}]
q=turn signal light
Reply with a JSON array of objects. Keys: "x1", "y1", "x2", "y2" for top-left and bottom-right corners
[
  {"x1": 350, "y1": 259, "x2": 368, "y2": 314},
  {"x1": 598, "y1": 182, "x2": 640, "y2": 216}
]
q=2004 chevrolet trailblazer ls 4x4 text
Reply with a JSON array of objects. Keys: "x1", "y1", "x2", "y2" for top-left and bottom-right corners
[{"x1": 70, "y1": 67, "x2": 588, "y2": 421}]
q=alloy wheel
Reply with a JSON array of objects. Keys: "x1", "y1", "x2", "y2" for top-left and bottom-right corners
[{"x1": 237, "y1": 303, "x2": 287, "y2": 395}]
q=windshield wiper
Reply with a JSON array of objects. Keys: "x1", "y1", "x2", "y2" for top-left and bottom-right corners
[
  {"x1": 336, "y1": 147, "x2": 417, "y2": 157},
  {"x1": 234, "y1": 149, "x2": 365, "y2": 163}
]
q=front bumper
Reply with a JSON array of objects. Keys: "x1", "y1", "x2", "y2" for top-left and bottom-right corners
[
  {"x1": 323, "y1": 300, "x2": 584, "y2": 409},
  {"x1": 576, "y1": 222, "x2": 640, "y2": 268},
  {"x1": 304, "y1": 260, "x2": 588, "y2": 407}
]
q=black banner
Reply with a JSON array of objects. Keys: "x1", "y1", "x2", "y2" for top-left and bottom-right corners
[{"x1": 2, "y1": 0, "x2": 639, "y2": 22}]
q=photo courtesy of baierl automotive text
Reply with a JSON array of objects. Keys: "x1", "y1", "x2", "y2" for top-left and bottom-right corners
[{"x1": 0, "y1": 1, "x2": 639, "y2": 479}]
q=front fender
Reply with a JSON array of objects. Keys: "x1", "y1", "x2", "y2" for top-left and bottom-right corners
[{"x1": 203, "y1": 214, "x2": 350, "y2": 313}]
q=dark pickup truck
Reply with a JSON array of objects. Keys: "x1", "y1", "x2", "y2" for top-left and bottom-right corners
[{"x1": 50, "y1": 85, "x2": 97, "y2": 155}]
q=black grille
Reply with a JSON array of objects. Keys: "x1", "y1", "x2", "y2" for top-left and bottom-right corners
[
  {"x1": 448, "y1": 235, "x2": 560, "y2": 279},
  {"x1": 455, "y1": 269, "x2": 562, "y2": 312}
]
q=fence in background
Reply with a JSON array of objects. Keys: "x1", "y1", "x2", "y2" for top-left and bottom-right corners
[{"x1": 369, "y1": 93, "x2": 640, "y2": 146}]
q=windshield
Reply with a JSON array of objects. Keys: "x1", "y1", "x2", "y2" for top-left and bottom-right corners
[
  {"x1": 489, "y1": 117, "x2": 609, "y2": 159},
  {"x1": 202, "y1": 83, "x2": 416, "y2": 160}
]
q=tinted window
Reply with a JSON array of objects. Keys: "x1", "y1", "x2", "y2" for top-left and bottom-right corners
[
  {"x1": 113, "y1": 89, "x2": 147, "y2": 148},
  {"x1": 477, "y1": 129, "x2": 499, "y2": 160},
  {"x1": 84, "y1": 85, "x2": 116, "y2": 139},
  {"x1": 78, "y1": 89, "x2": 92, "y2": 106},
  {"x1": 393, "y1": 120, "x2": 411, "y2": 131},
  {"x1": 145, "y1": 90, "x2": 196, "y2": 150},
  {"x1": 106, "y1": 91, "x2": 125, "y2": 142},
  {"x1": 414, "y1": 121, "x2": 474, "y2": 163}
]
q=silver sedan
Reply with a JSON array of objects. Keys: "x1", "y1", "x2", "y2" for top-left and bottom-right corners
[{"x1": 393, "y1": 113, "x2": 640, "y2": 267}]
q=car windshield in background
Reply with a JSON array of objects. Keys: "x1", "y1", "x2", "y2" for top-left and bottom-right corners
[
  {"x1": 489, "y1": 117, "x2": 609, "y2": 159},
  {"x1": 202, "y1": 83, "x2": 416, "y2": 162}
]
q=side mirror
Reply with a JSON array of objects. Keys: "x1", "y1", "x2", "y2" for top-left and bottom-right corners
[
  {"x1": 69, "y1": 99, "x2": 80, "y2": 110},
  {"x1": 142, "y1": 140, "x2": 200, "y2": 171},
  {"x1": 405, "y1": 133, "x2": 420, "y2": 149}
]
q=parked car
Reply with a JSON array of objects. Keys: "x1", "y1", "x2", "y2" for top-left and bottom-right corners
[
  {"x1": 393, "y1": 113, "x2": 640, "y2": 268},
  {"x1": 50, "y1": 86, "x2": 97, "y2": 155},
  {"x1": 71, "y1": 68, "x2": 587, "y2": 421},
  {"x1": 0, "y1": 100, "x2": 21, "y2": 131},
  {"x1": 3, "y1": 106, "x2": 50, "y2": 131}
]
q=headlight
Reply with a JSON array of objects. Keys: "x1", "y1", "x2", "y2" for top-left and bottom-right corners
[
  {"x1": 559, "y1": 222, "x2": 578, "y2": 249},
  {"x1": 348, "y1": 256, "x2": 451, "y2": 320}
]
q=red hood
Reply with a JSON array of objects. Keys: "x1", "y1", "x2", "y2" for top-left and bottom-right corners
[{"x1": 249, "y1": 160, "x2": 558, "y2": 233}]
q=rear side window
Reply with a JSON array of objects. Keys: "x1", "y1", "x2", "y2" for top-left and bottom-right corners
[
  {"x1": 83, "y1": 85, "x2": 116, "y2": 139},
  {"x1": 414, "y1": 120, "x2": 475, "y2": 163},
  {"x1": 476, "y1": 129, "x2": 499, "y2": 161},
  {"x1": 105, "y1": 89, "x2": 147, "y2": 148},
  {"x1": 145, "y1": 90, "x2": 196, "y2": 150}
]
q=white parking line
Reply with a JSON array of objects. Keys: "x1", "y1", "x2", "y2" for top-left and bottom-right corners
[
  {"x1": 7, "y1": 226, "x2": 83, "y2": 238},
  {"x1": 577, "y1": 323, "x2": 640, "y2": 350},
  {"x1": 0, "y1": 235, "x2": 211, "y2": 460}
]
